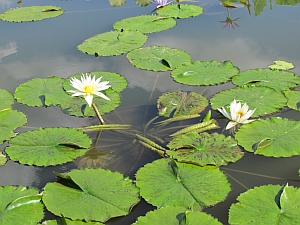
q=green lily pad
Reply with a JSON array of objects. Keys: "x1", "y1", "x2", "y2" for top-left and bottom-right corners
[
  {"x1": 157, "y1": 91, "x2": 208, "y2": 118},
  {"x1": 166, "y1": 132, "x2": 244, "y2": 166},
  {"x1": 0, "y1": 153, "x2": 7, "y2": 166},
  {"x1": 0, "y1": 6, "x2": 64, "y2": 22},
  {"x1": 210, "y1": 86, "x2": 287, "y2": 117},
  {"x1": 0, "y1": 186, "x2": 44, "y2": 225},
  {"x1": 14, "y1": 77, "x2": 70, "y2": 107},
  {"x1": 77, "y1": 30, "x2": 148, "y2": 56},
  {"x1": 235, "y1": 117, "x2": 300, "y2": 157},
  {"x1": 133, "y1": 206, "x2": 222, "y2": 225},
  {"x1": 171, "y1": 60, "x2": 239, "y2": 86},
  {"x1": 135, "y1": 158, "x2": 230, "y2": 210},
  {"x1": 0, "y1": 109, "x2": 27, "y2": 144},
  {"x1": 232, "y1": 68, "x2": 300, "y2": 91},
  {"x1": 284, "y1": 90, "x2": 300, "y2": 111},
  {"x1": 268, "y1": 60, "x2": 294, "y2": 70},
  {"x1": 5, "y1": 127, "x2": 91, "y2": 166},
  {"x1": 157, "y1": 4, "x2": 204, "y2": 18},
  {"x1": 43, "y1": 218, "x2": 104, "y2": 225},
  {"x1": 43, "y1": 168, "x2": 140, "y2": 222},
  {"x1": 229, "y1": 184, "x2": 300, "y2": 225},
  {"x1": 113, "y1": 15, "x2": 177, "y2": 34},
  {"x1": 0, "y1": 89, "x2": 14, "y2": 110},
  {"x1": 127, "y1": 46, "x2": 192, "y2": 71}
]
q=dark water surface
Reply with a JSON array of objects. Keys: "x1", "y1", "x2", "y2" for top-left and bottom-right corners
[{"x1": 0, "y1": 0, "x2": 299, "y2": 224}]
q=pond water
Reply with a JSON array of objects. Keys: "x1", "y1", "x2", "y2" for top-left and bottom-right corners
[{"x1": 0, "y1": 0, "x2": 299, "y2": 224}]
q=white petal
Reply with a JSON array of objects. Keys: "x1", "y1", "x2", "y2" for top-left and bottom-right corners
[
  {"x1": 84, "y1": 95, "x2": 93, "y2": 107},
  {"x1": 217, "y1": 107, "x2": 231, "y2": 119},
  {"x1": 226, "y1": 121, "x2": 237, "y2": 130},
  {"x1": 240, "y1": 108, "x2": 256, "y2": 123},
  {"x1": 241, "y1": 119, "x2": 256, "y2": 124},
  {"x1": 94, "y1": 92, "x2": 110, "y2": 101},
  {"x1": 240, "y1": 103, "x2": 249, "y2": 114},
  {"x1": 230, "y1": 99, "x2": 238, "y2": 121}
]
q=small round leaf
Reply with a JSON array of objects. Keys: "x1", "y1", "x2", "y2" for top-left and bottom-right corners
[
  {"x1": 284, "y1": 90, "x2": 300, "y2": 111},
  {"x1": 157, "y1": 4, "x2": 203, "y2": 18},
  {"x1": 0, "y1": 89, "x2": 14, "y2": 110}
]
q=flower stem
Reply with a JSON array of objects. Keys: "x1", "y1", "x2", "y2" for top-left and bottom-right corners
[{"x1": 92, "y1": 102, "x2": 105, "y2": 124}]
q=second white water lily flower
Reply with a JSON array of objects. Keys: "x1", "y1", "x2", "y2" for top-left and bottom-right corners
[
  {"x1": 217, "y1": 99, "x2": 256, "y2": 130},
  {"x1": 67, "y1": 73, "x2": 111, "y2": 107}
]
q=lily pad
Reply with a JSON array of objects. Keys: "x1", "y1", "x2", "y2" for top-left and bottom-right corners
[
  {"x1": 157, "y1": 91, "x2": 208, "y2": 118},
  {"x1": 232, "y1": 68, "x2": 300, "y2": 91},
  {"x1": 0, "y1": 6, "x2": 64, "y2": 22},
  {"x1": 5, "y1": 127, "x2": 91, "y2": 166},
  {"x1": 133, "y1": 206, "x2": 222, "y2": 225},
  {"x1": 113, "y1": 15, "x2": 177, "y2": 34},
  {"x1": 157, "y1": 4, "x2": 204, "y2": 19},
  {"x1": 284, "y1": 90, "x2": 300, "y2": 111},
  {"x1": 229, "y1": 184, "x2": 300, "y2": 225},
  {"x1": 166, "y1": 132, "x2": 244, "y2": 166},
  {"x1": 0, "y1": 89, "x2": 14, "y2": 110},
  {"x1": 0, "y1": 153, "x2": 7, "y2": 166},
  {"x1": 135, "y1": 158, "x2": 231, "y2": 210},
  {"x1": 210, "y1": 86, "x2": 287, "y2": 117},
  {"x1": 235, "y1": 117, "x2": 300, "y2": 157},
  {"x1": 43, "y1": 168, "x2": 140, "y2": 222},
  {"x1": 127, "y1": 46, "x2": 192, "y2": 71},
  {"x1": 171, "y1": 60, "x2": 239, "y2": 86},
  {"x1": 43, "y1": 218, "x2": 104, "y2": 225},
  {"x1": 0, "y1": 109, "x2": 27, "y2": 144},
  {"x1": 14, "y1": 77, "x2": 70, "y2": 107},
  {"x1": 0, "y1": 186, "x2": 44, "y2": 225},
  {"x1": 77, "y1": 30, "x2": 148, "y2": 56},
  {"x1": 268, "y1": 60, "x2": 294, "y2": 70}
]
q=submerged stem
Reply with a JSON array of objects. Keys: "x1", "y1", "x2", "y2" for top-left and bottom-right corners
[{"x1": 92, "y1": 102, "x2": 105, "y2": 125}]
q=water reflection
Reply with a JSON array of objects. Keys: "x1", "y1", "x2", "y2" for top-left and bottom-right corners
[
  {"x1": 219, "y1": 8, "x2": 240, "y2": 29},
  {"x1": 0, "y1": 42, "x2": 17, "y2": 61}
]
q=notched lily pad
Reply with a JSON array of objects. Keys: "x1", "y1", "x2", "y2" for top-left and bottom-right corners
[
  {"x1": 0, "y1": 89, "x2": 14, "y2": 110},
  {"x1": 0, "y1": 109, "x2": 27, "y2": 144},
  {"x1": 157, "y1": 90, "x2": 208, "y2": 118},
  {"x1": 171, "y1": 60, "x2": 239, "y2": 86},
  {"x1": 229, "y1": 184, "x2": 300, "y2": 225},
  {"x1": 43, "y1": 168, "x2": 140, "y2": 222},
  {"x1": 113, "y1": 15, "x2": 177, "y2": 34},
  {"x1": 14, "y1": 77, "x2": 70, "y2": 107},
  {"x1": 268, "y1": 60, "x2": 294, "y2": 71},
  {"x1": 232, "y1": 68, "x2": 300, "y2": 91},
  {"x1": 0, "y1": 186, "x2": 44, "y2": 225},
  {"x1": 157, "y1": 4, "x2": 204, "y2": 18},
  {"x1": 284, "y1": 90, "x2": 300, "y2": 112},
  {"x1": 235, "y1": 117, "x2": 300, "y2": 157},
  {"x1": 77, "y1": 30, "x2": 148, "y2": 56},
  {"x1": 127, "y1": 46, "x2": 192, "y2": 71},
  {"x1": 167, "y1": 132, "x2": 244, "y2": 166},
  {"x1": 210, "y1": 86, "x2": 287, "y2": 117},
  {"x1": 0, "y1": 6, "x2": 64, "y2": 22},
  {"x1": 5, "y1": 127, "x2": 91, "y2": 166},
  {"x1": 136, "y1": 158, "x2": 231, "y2": 210}
]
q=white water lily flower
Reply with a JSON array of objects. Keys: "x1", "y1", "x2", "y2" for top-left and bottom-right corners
[
  {"x1": 217, "y1": 99, "x2": 256, "y2": 130},
  {"x1": 67, "y1": 73, "x2": 111, "y2": 107}
]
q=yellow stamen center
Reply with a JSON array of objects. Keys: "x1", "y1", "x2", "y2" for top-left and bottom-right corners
[
  {"x1": 236, "y1": 111, "x2": 244, "y2": 117},
  {"x1": 83, "y1": 85, "x2": 95, "y2": 94}
]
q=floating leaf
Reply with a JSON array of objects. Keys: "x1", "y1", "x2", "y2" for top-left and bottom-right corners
[
  {"x1": 235, "y1": 117, "x2": 300, "y2": 157},
  {"x1": 157, "y1": 91, "x2": 208, "y2": 118},
  {"x1": 133, "y1": 206, "x2": 222, "y2": 225},
  {"x1": 0, "y1": 153, "x2": 7, "y2": 166},
  {"x1": 5, "y1": 127, "x2": 91, "y2": 166},
  {"x1": 229, "y1": 184, "x2": 300, "y2": 225},
  {"x1": 77, "y1": 30, "x2": 148, "y2": 56},
  {"x1": 210, "y1": 86, "x2": 287, "y2": 117},
  {"x1": 232, "y1": 68, "x2": 300, "y2": 91},
  {"x1": 136, "y1": 158, "x2": 230, "y2": 210},
  {"x1": 127, "y1": 46, "x2": 192, "y2": 71},
  {"x1": 0, "y1": 186, "x2": 44, "y2": 225},
  {"x1": 43, "y1": 218, "x2": 104, "y2": 224},
  {"x1": 0, "y1": 109, "x2": 27, "y2": 144},
  {"x1": 113, "y1": 15, "x2": 176, "y2": 34},
  {"x1": 15, "y1": 77, "x2": 70, "y2": 107},
  {"x1": 284, "y1": 90, "x2": 300, "y2": 111},
  {"x1": 0, "y1": 89, "x2": 14, "y2": 110},
  {"x1": 166, "y1": 132, "x2": 244, "y2": 166},
  {"x1": 171, "y1": 60, "x2": 239, "y2": 86},
  {"x1": 157, "y1": 4, "x2": 203, "y2": 18},
  {"x1": 268, "y1": 60, "x2": 294, "y2": 70},
  {"x1": 0, "y1": 6, "x2": 63, "y2": 22},
  {"x1": 43, "y1": 168, "x2": 140, "y2": 222}
]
